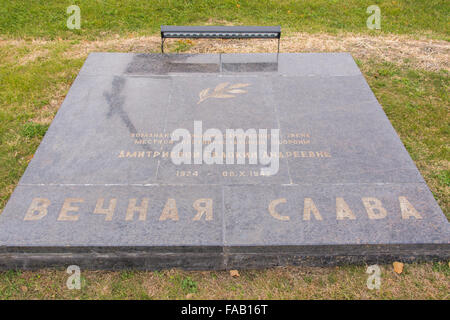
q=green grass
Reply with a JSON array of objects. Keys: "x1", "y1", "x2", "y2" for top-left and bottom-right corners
[
  {"x1": 360, "y1": 61, "x2": 449, "y2": 216},
  {"x1": 0, "y1": 263, "x2": 448, "y2": 299},
  {"x1": 0, "y1": 41, "x2": 83, "y2": 209},
  {"x1": 20, "y1": 122, "x2": 49, "y2": 139},
  {"x1": 0, "y1": 0, "x2": 449, "y2": 40}
]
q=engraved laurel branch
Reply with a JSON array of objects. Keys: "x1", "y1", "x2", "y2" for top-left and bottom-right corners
[{"x1": 197, "y1": 82, "x2": 250, "y2": 104}]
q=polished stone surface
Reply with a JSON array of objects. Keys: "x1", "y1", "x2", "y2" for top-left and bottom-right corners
[{"x1": 0, "y1": 53, "x2": 448, "y2": 269}]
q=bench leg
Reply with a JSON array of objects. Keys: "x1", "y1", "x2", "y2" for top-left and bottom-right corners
[{"x1": 161, "y1": 38, "x2": 165, "y2": 53}]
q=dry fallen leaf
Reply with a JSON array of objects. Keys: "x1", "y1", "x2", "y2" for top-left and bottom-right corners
[
  {"x1": 393, "y1": 261, "x2": 404, "y2": 274},
  {"x1": 230, "y1": 270, "x2": 240, "y2": 277}
]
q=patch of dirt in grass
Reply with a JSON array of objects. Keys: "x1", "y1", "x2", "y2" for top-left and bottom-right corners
[
  {"x1": 280, "y1": 33, "x2": 450, "y2": 72},
  {"x1": 18, "y1": 48, "x2": 49, "y2": 66},
  {"x1": 2, "y1": 33, "x2": 448, "y2": 71},
  {"x1": 62, "y1": 36, "x2": 162, "y2": 59},
  {"x1": 54, "y1": 33, "x2": 450, "y2": 72},
  {"x1": 0, "y1": 39, "x2": 50, "y2": 47}
]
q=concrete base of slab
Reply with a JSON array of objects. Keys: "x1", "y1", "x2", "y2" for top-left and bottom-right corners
[{"x1": 1, "y1": 244, "x2": 448, "y2": 270}]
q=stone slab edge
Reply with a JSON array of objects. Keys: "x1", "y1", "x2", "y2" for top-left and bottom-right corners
[{"x1": 0, "y1": 243, "x2": 448, "y2": 270}]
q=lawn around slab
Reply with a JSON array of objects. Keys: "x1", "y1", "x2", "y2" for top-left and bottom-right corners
[
  {"x1": 0, "y1": 0, "x2": 449, "y2": 40},
  {"x1": 0, "y1": 263, "x2": 449, "y2": 299},
  {"x1": 0, "y1": 0, "x2": 448, "y2": 299}
]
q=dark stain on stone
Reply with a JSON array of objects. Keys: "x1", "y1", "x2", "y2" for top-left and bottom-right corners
[
  {"x1": 125, "y1": 54, "x2": 219, "y2": 75},
  {"x1": 104, "y1": 76, "x2": 137, "y2": 134},
  {"x1": 103, "y1": 76, "x2": 154, "y2": 152},
  {"x1": 222, "y1": 62, "x2": 278, "y2": 72}
]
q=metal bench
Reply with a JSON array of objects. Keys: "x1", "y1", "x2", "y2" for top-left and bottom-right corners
[{"x1": 160, "y1": 25, "x2": 281, "y2": 53}]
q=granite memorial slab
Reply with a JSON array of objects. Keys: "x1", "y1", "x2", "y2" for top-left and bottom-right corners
[{"x1": 0, "y1": 53, "x2": 448, "y2": 270}]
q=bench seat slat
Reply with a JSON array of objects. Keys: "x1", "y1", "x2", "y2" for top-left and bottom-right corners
[{"x1": 160, "y1": 25, "x2": 281, "y2": 53}]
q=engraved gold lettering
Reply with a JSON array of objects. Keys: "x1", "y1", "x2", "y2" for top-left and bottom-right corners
[
  {"x1": 159, "y1": 198, "x2": 179, "y2": 221},
  {"x1": 362, "y1": 197, "x2": 387, "y2": 219},
  {"x1": 24, "y1": 198, "x2": 50, "y2": 221},
  {"x1": 303, "y1": 198, "x2": 323, "y2": 221},
  {"x1": 399, "y1": 196, "x2": 422, "y2": 219},
  {"x1": 336, "y1": 197, "x2": 356, "y2": 220},
  {"x1": 126, "y1": 198, "x2": 149, "y2": 221},
  {"x1": 94, "y1": 198, "x2": 117, "y2": 221},
  {"x1": 192, "y1": 198, "x2": 213, "y2": 221},
  {"x1": 58, "y1": 198, "x2": 84, "y2": 221},
  {"x1": 268, "y1": 198, "x2": 290, "y2": 221}
]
